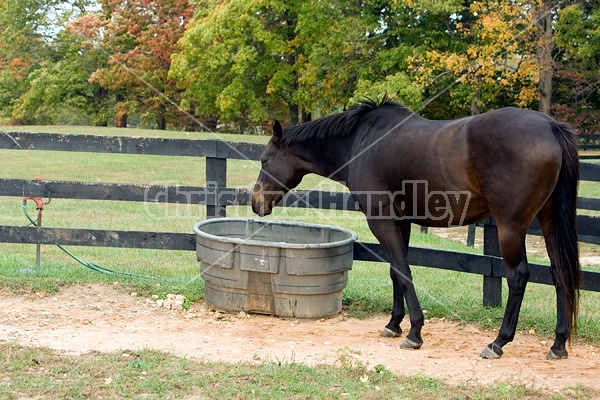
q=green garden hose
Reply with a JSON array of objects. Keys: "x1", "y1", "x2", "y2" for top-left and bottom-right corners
[{"x1": 22, "y1": 201, "x2": 158, "y2": 280}]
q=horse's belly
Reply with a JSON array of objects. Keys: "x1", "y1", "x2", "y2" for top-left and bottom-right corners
[{"x1": 392, "y1": 190, "x2": 489, "y2": 227}]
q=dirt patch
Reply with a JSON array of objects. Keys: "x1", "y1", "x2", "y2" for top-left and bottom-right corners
[{"x1": 0, "y1": 284, "x2": 598, "y2": 394}]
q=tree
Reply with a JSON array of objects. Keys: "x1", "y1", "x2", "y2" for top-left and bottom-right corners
[
  {"x1": 535, "y1": 0, "x2": 554, "y2": 114},
  {"x1": 0, "y1": 0, "x2": 55, "y2": 122},
  {"x1": 171, "y1": 0, "x2": 425, "y2": 129},
  {"x1": 0, "y1": 0, "x2": 106, "y2": 124},
  {"x1": 3, "y1": 0, "x2": 597, "y2": 132},
  {"x1": 11, "y1": 23, "x2": 111, "y2": 125},
  {"x1": 552, "y1": 2, "x2": 600, "y2": 133},
  {"x1": 170, "y1": 0, "x2": 304, "y2": 131},
  {"x1": 347, "y1": 0, "x2": 461, "y2": 115},
  {"x1": 409, "y1": 1, "x2": 543, "y2": 117},
  {"x1": 295, "y1": 0, "x2": 378, "y2": 115},
  {"x1": 85, "y1": 0, "x2": 194, "y2": 129}
]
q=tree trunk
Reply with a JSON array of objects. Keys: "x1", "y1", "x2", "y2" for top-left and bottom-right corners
[
  {"x1": 290, "y1": 104, "x2": 299, "y2": 125},
  {"x1": 114, "y1": 94, "x2": 128, "y2": 128},
  {"x1": 115, "y1": 112, "x2": 127, "y2": 128},
  {"x1": 302, "y1": 108, "x2": 311, "y2": 123},
  {"x1": 157, "y1": 114, "x2": 167, "y2": 130},
  {"x1": 471, "y1": 75, "x2": 482, "y2": 116},
  {"x1": 470, "y1": 94, "x2": 481, "y2": 116},
  {"x1": 537, "y1": 3, "x2": 553, "y2": 115}
]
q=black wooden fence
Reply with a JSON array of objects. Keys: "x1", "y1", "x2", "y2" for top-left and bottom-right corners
[
  {"x1": 579, "y1": 134, "x2": 600, "y2": 150},
  {"x1": 1, "y1": 132, "x2": 599, "y2": 307},
  {"x1": 579, "y1": 134, "x2": 600, "y2": 160}
]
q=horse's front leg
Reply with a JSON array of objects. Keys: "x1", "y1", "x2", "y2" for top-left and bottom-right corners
[
  {"x1": 381, "y1": 221, "x2": 411, "y2": 338},
  {"x1": 381, "y1": 264, "x2": 406, "y2": 338},
  {"x1": 368, "y1": 219, "x2": 424, "y2": 349}
]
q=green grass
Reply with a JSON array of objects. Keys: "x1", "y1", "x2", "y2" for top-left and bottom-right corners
[
  {"x1": 0, "y1": 124, "x2": 271, "y2": 142},
  {"x1": 0, "y1": 125, "x2": 599, "y2": 347},
  {"x1": 0, "y1": 344, "x2": 591, "y2": 399}
]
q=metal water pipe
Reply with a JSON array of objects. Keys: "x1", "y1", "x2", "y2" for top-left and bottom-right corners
[{"x1": 22, "y1": 177, "x2": 51, "y2": 269}]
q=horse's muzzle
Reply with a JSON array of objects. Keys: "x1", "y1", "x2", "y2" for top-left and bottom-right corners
[{"x1": 251, "y1": 192, "x2": 272, "y2": 217}]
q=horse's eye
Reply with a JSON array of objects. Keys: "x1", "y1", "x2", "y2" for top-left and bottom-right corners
[{"x1": 261, "y1": 158, "x2": 269, "y2": 167}]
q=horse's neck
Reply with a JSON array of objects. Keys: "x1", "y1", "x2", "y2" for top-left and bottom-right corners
[{"x1": 289, "y1": 137, "x2": 352, "y2": 183}]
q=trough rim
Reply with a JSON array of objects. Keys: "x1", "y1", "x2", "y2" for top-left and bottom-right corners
[{"x1": 193, "y1": 217, "x2": 358, "y2": 250}]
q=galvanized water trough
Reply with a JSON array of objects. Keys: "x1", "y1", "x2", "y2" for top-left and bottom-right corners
[{"x1": 194, "y1": 218, "x2": 357, "y2": 318}]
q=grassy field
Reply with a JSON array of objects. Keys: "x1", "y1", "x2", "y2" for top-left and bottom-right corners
[{"x1": 0, "y1": 125, "x2": 599, "y2": 398}]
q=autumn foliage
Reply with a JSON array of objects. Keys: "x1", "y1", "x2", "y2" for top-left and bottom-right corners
[{"x1": 0, "y1": 0, "x2": 598, "y2": 133}]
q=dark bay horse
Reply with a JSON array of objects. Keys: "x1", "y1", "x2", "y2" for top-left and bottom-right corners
[{"x1": 251, "y1": 98, "x2": 580, "y2": 360}]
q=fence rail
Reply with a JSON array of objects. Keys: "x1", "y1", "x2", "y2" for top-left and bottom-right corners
[
  {"x1": 579, "y1": 134, "x2": 600, "y2": 150},
  {"x1": 1, "y1": 132, "x2": 599, "y2": 307},
  {"x1": 0, "y1": 131, "x2": 263, "y2": 159}
]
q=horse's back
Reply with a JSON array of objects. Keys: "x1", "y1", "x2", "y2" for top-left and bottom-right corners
[
  {"x1": 468, "y1": 107, "x2": 561, "y2": 144},
  {"x1": 350, "y1": 106, "x2": 565, "y2": 226}
]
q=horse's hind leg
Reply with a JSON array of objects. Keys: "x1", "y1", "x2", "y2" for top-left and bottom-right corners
[
  {"x1": 537, "y1": 201, "x2": 569, "y2": 359},
  {"x1": 481, "y1": 222, "x2": 530, "y2": 359}
]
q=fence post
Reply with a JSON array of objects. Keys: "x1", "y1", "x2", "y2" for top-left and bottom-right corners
[
  {"x1": 466, "y1": 224, "x2": 476, "y2": 247},
  {"x1": 483, "y1": 218, "x2": 502, "y2": 307},
  {"x1": 206, "y1": 156, "x2": 227, "y2": 218}
]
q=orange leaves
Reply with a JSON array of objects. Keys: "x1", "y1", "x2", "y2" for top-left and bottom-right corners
[
  {"x1": 408, "y1": 0, "x2": 543, "y2": 113},
  {"x1": 66, "y1": 13, "x2": 105, "y2": 38}
]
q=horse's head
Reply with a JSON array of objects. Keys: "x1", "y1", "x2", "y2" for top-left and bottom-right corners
[{"x1": 252, "y1": 121, "x2": 305, "y2": 216}]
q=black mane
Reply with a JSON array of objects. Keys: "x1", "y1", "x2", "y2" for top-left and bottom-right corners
[{"x1": 281, "y1": 96, "x2": 404, "y2": 144}]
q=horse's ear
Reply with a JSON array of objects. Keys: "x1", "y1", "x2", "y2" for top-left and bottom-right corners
[{"x1": 272, "y1": 120, "x2": 283, "y2": 142}]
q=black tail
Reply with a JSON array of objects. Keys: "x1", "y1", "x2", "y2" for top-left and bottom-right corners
[{"x1": 550, "y1": 121, "x2": 581, "y2": 336}]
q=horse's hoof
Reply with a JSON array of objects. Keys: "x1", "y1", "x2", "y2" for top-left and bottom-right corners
[
  {"x1": 546, "y1": 348, "x2": 568, "y2": 360},
  {"x1": 381, "y1": 327, "x2": 401, "y2": 338},
  {"x1": 399, "y1": 338, "x2": 423, "y2": 350},
  {"x1": 480, "y1": 344, "x2": 503, "y2": 359}
]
